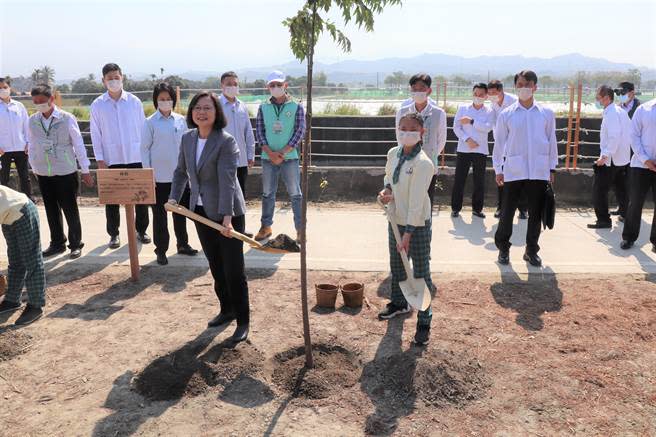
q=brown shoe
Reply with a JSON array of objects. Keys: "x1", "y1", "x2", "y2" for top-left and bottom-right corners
[{"x1": 254, "y1": 226, "x2": 272, "y2": 241}]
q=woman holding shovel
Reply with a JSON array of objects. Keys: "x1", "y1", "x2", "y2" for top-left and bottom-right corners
[
  {"x1": 378, "y1": 112, "x2": 435, "y2": 345},
  {"x1": 168, "y1": 91, "x2": 250, "y2": 343}
]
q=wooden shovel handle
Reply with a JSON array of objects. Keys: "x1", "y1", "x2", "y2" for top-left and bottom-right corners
[{"x1": 164, "y1": 203, "x2": 262, "y2": 248}]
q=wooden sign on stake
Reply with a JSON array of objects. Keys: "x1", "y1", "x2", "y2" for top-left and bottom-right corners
[{"x1": 97, "y1": 169, "x2": 156, "y2": 281}]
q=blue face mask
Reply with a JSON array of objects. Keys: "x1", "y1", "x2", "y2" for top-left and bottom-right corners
[
  {"x1": 595, "y1": 101, "x2": 604, "y2": 110},
  {"x1": 619, "y1": 94, "x2": 629, "y2": 104}
]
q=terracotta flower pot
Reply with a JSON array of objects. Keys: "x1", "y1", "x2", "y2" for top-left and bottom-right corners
[
  {"x1": 315, "y1": 283, "x2": 339, "y2": 308},
  {"x1": 341, "y1": 282, "x2": 364, "y2": 308}
]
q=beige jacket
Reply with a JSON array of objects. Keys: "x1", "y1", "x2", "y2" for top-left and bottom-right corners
[{"x1": 0, "y1": 186, "x2": 29, "y2": 225}]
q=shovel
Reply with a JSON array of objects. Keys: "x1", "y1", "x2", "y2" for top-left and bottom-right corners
[
  {"x1": 378, "y1": 198, "x2": 432, "y2": 311},
  {"x1": 165, "y1": 203, "x2": 299, "y2": 254}
]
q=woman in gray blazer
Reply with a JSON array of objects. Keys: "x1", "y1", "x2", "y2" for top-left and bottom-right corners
[{"x1": 168, "y1": 91, "x2": 249, "y2": 343}]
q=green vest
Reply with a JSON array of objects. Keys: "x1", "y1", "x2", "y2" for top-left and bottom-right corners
[{"x1": 261, "y1": 100, "x2": 299, "y2": 160}]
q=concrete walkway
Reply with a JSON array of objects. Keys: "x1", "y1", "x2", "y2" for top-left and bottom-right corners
[{"x1": 3, "y1": 204, "x2": 656, "y2": 275}]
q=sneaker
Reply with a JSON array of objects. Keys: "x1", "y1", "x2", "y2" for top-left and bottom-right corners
[
  {"x1": 15, "y1": 304, "x2": 43, "y2": 326},
  {"x1": 414, "y1": 325, "x2": 430, "y2": 345},
  {"x1": 254, "y1": 226, "x2": 272, "y2": 241},
  {"x1": 378, "y1": 302, "x2": 411, "y2": 320},
  {"x1": 0, "y1": 300, "x2": 21, "y2": 314}
]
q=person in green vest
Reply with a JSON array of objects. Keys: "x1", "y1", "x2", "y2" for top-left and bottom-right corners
[{"x1": 254, "y1": 71, "x2": 306, "y2": 243}]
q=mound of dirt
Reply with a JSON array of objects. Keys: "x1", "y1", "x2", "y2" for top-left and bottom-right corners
[
  {"x1": 134, "y1": 339, "x2": 265, "y2": 401},
  {"x1": 272, "y1": 344, "x2": 361, "y2": 399},
  {"x1": 361, "y1": 348, "x2": 489, "y2": 410},
  {"x1": 0, "y1": 330, "x2": 33, "y2": 361}
]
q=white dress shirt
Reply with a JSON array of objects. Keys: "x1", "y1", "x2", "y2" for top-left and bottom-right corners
[
  {"x1": 630, "y1": 98, "x2": 656, "y2": 169},
  {"x1": 599, "y1": 103, "x2": 631, "y2": 166},
  {"x1": 453, "y1": 103, "x2": 494, "y2": 155},
  {"x1": 395, "y1": 100, "x2": 447, "y2": 175},
  {"x1": 195, "y1": 137, "x2": 208, "y2": 205},
  {"x1": 220, "y1": 94, "x2": 255, "y2": 168},
  {"x1": 493, "y1": 100, "x2": 558, "y2": 182},
  {"x1": 90, "y1": 91, "x2": 146, "y2": 166},
  {"x1": 28, "y1": 106, "x2": 90, "y2": 175},
  {"x1": 141, "y1": 110, "x2": 188, "y2": 183},
  {"x1": 0, "y1": 99, "x2": 30, "y2": 152},
  {"x1": 491, "y1": 92, "x2": 518, "y2": 129}
]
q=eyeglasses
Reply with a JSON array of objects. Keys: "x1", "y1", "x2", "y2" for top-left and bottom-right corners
[{"x1": 192, "y1": 106, "x2": 215, "y2": 112}]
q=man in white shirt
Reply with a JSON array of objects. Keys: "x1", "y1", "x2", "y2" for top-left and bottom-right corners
[
  {"x1": 588, "y1": 85, "x2": 631, "y2": 229},
  {"x1": 395, "y1": 74, "x2": 447, "y2": 207},
  {"x1": 219, "y1": 71, "x2": 255, "y2": 234},
  {"x1": 488, "y1": 80, "x2": 527, "y2": 220},
  {"x1": 451, "y1": 83, "x2": 494, "y2": 218},
  {"x1": 28, "y1": 84, "x2": 94, "y2": 260},
  {"x1": 493, "y1": 70, "x2": 558, "y2": 267},
  {"x1": 620, "y1": 98, "x2": 656, "y2": 250},
  {"x1": 616, "y1": 81, "x2": 641, "y2": 120},
  {"x1": 0, "y1": 77, "x2": 33, "y2": 200},
  {"x1": 90, "y1": 63, "x2": 150, "y2": 249}
]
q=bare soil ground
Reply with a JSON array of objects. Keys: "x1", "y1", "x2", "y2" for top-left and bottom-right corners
[{"x1": 0, "y1": 265, "x2": 655, "y2": 436}]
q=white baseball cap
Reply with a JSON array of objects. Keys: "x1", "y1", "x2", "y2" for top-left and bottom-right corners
[{"x1": 266, "y1": 70, "x2": 286, "y2": 85}]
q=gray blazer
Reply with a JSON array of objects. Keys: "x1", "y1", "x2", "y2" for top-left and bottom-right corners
[{"x1": 170, "y1": 128, "x2": 246, "y2": 221}]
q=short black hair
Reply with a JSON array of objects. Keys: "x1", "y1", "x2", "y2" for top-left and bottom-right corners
[
  {"x1": 102, "y1": 63, "x2": 122, "y2": 77},
  {"x1": 597, "y1": 85, "x2": 614, "y2": 102},
  {"x1": 618, "y1": 81, "x2": 635, "y2": 92},
  {"x1": 487, "y1": 80, "x2": 503, "y2": 91},
  {"x1": 0, "y1": 77, "x2": 10, "y2": 86},
  {"x1": 31, "y1": 84, "x2": 53, "y2": 98},
  {"x1": 473, "y1": 82, "x2": 488, "y2": 92},
  {"x1": 399, "y1": 112, "x2": 424, "y2": 128},
  {"x1": 220, "y1": 71, "x2": 238, "y2": 83},
  {"x1": 514, "y1": 70, "x2": 538, "y2": 85},
  {"x1": 186, "y1": 91, "x2": 227, "y2": 131},
  {"x1": 152, "y1": 82, "x2": 176, "y2": 109},
  {"x1": 409, "y1": 73, "x2": 432, "y2": 88}
]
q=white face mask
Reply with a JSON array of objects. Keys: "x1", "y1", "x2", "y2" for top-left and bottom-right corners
[
  {"x1": 517, "y1": 87, "x2": 533, "y2": 101},
  {"x1": 35, "y1": 103, "x2": 51, "y2": 114},
  {"x1": 0, "y1": 88, "x2": 10, "y2": 99},
  {"x1": 488, "y1": 94, "x2": 500, "y2": 104},
  {"x1": 473, "y1": 96, "x2": 486, "y2": 106},
  {"x1": 411, "y1": 91, "x2": 428, "y2": 104},
  {"x1": 158, "y1": 100, "x2": 173, "y2": 112},
  {"x1": 223, "y1": 86, "x2": 239, "y2": 99},
  {"x1": 106, "y1": 79, "x2": 123, "y2": 93},
  {"x1": 270, "y1": 85, "x2": 285, "y2": 98},
  {"x1": 398, "y1": 130, "x2": 422, "y2": 147}
]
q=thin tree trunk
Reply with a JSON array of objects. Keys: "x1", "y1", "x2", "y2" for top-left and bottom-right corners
[{"x1": 300, "y1": 3, "x2": 317, "y2": 369}]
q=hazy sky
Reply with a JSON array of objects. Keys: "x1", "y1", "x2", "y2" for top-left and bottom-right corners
[{"x1": 1, "y1": 0, "x2": 655, "y2": 80}]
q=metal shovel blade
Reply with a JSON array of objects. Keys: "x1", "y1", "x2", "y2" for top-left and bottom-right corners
[{"x1": 399, "y1": 276, "x2": 432, "y2": 312}]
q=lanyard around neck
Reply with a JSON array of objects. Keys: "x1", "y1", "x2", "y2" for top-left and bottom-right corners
[{"x1": 40, "y1": 116, "x2": 54, "y2": 137}]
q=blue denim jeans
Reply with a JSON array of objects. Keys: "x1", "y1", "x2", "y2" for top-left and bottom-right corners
[{"x1": 261, "y1": 159, "x2": 302, "y2": 230}]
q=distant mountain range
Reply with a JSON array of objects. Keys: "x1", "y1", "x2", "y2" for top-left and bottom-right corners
[{"x1": 175, "y1": 52, "x2": 655, "y2": 85}]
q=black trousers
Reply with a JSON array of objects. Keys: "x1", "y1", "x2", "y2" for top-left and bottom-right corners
[
  {"x1": 194, "y1": 207, "x2": 249, "y2": 325},
  {"x1": 622, "y1": 167, "x2": 656, "y2": 244},
  {"x1": 0, "y1": 151, "x2": 32, "y2": 197},
  {"x1": 497, "y1": 185, "x2": 528, "y2": 214},
  {"x1": 37, "y1": 172, "x2": 82, "y2": 250},
  {"x1": 427, "y1": 174, "x2": 437, "y2": 207},
  {"x1": 593, "y1": 163, "x2": 629, "y2": 224},
  {"x1": 105, "y1": 163, "x2": 149, "y2": 237},
  {"x1": 151, "y1": 183, "x2": 191, "y2": 255},
  {"x1": 495, "y1": 179, "x2": 548, "y2": 254},
  {"x1": 237, "y1": 166, "x2": 248, "y2": 198},
  {"x1": 451, "y1": 152, "x2": 486, "y2": 213}
]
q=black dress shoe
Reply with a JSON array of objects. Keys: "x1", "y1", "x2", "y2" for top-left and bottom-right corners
[
  {"x1": 587, "y1": 222, "x2": 612, "y2": 229},
  {"x1": 69, "y1": 248, "x2": 82, "y2": 259},
  {"x1": 208, "y1": 312, "x2": 235, "y2": 327},
  {"x1": 177, "y1": 244, "x2": 198, "y2": 256},
  {"x1": 498, "y1": 250, "x2": 510, "y2": 265},
  {"x1": 137, "y1": 233, "x2": 152, "y2": 244},
  {"x1": 494, "y1": 209, "x2": 502, "y2": 218},
  {"x1": 610, "y1": 209, "x2": 621, "y2": 216},
  {"x1": 472, "y1": 211, "x2": 486, "y2": 219},
  {"x1": 231, "y1": 324, "x2": 249, "y2": 343},
  {"x1": 451, "y1": 211, "x2": 460, "y2": 218},
  {"x1": 523, "y1": 252, "x2": 542, "y2": 267},
  {"x1": 156, "y1": 253, "x2": 168, "y2": 265},
  {"x1": 109, "y1": 236, "x2": 121, "y2": 249},
  {"x1": 42, "y1": 245, "x2": 66, "y2": 258},
  {"x1": 518, "y1": 211, "x2": 528, "y2": 220},
  {"x1": 620, "y1": 240, "x2": 634, "y2": 250}
]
